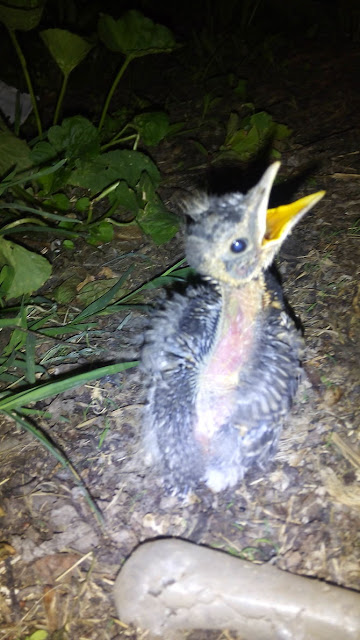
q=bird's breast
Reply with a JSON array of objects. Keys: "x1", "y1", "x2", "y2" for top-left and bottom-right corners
[{"x1": 194, "y1": 280, "x2": 264, "y2": 448}]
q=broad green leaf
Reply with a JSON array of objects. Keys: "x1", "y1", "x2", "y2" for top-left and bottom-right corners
[
  {"x1": 250, "y1": 111, "x2": 274, "y2": 135},
  {"x1": 47, "y1": 116, "x2": 100, "y2": 159},
  {"x1": 0, "y1": 237, "x2": 51, "y2": 299},
  {"x1": 70, "y1": 150, "x2": 160, "y2": 196},
  {"x1": 226, "y1": 112, "x2": 240, "y2": 139},
  {"x1": 63, "y1": 239, "x2": 75, "y2": 249},
  {"x1": 223, "y1": 111, "x2": 280, "y2": 161},
  {"x1": 113, "y1": 181, "x2": 139, "y2": 213},
  {"x1": 0, "y1": 130, "x2": 32, "y2": 175},
  {"x1": 138, "y1": 170, "x2": 156, "y2": 203},
  {"x1": 133, "y1": 111, "x2": 170, "y2": 145},
  {"x1": 98, "y1": 10, "x2": 176, "y2": 57},
  {"x1": 136, "y1": 170, "x2": 179, "y2": 243},
  {"x1": 53, "y1": 275, "x2": 82, "y2": 304},
  {"x1": 87, "y1": 221, "x2": 114, "y2": 246},
  {"x1": 75, "y1": 196, "x2": 90, "y2": 213},
  {"x1": 137, "y1": 198, "x2": 179, "y2": 244},
  {"x1": 43, "y1": 193, "x2": 70, "y2": 211},
  {"x1": 233, "y1": 78, "x2": 247, "y2": 99},
  {"x1": 227, "y1": 125, "x2": 260, "y2": 159},
  {"x1": 0, "y1": 0, "x2": 45, "y2": 31},
  {"x1": 0, "y1": 264, "x2": 14, "y2": 299},
  {"x1": 40, "y1": 29, "x2": 94, "y2": 76},
  {"x1": 274, "y1": 123, "x2": 292, "y2": 140},
  {"x1": 29, "y1": 140, "x2": 58, "y2": 165},
  {"x1": 24, "y1": 630, "x2": 48, "y2": 640}
]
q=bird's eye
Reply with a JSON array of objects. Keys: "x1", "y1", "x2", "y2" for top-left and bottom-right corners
[{"x1": 230, "y1": 238, "x2": 247, "y2": 253}]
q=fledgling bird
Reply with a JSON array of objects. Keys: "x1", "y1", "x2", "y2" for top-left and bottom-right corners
[{"x1": 142, "y1": 162, "x2": 324, "y2": 494}]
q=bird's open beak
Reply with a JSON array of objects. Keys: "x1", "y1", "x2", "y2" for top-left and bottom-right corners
[{"x1": 264, "y1": 191, "x2": 326, "y2": 245}]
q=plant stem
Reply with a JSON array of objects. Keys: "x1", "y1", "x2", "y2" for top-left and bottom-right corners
[
  {"x1": 53, "y1": 72, "x2": 69, "y2": 125},
  {"x1": 98, "y1": 54, "x2": 133, "y2": 132},
  {"x1": 7, "y1": 27, "x2": 42, "y2": 137},
  {"x1": 100, "y1": 133, "x2": 137, "y2": 152}
]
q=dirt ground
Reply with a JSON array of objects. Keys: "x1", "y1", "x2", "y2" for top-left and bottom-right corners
[{"x1": 1, "y1": 38, "x2": 360, "y2": 640}]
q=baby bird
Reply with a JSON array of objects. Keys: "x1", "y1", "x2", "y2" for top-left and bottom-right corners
[{"x1": 142, "y1": 162, "x2": 324, "y2": 494}]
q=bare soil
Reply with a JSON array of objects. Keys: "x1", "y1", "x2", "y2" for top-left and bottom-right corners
[{"x1": 1, "y1": 41, "x2": 360, "y2": 640}]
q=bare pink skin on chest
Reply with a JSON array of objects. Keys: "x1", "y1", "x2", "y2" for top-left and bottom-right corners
[{"x1": 194, "y1": 280, "x2": 263, "y2": 450}]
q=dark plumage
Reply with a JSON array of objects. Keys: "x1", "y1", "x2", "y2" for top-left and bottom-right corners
[{"x1": 142, "y1": 163, "x2": 324, "y2": 494}]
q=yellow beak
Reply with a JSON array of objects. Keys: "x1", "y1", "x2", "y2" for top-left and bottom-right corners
[{"x1": 264, "y1": 191, "x2": 326, "y2": 244}]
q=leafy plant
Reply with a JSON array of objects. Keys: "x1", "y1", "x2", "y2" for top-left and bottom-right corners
[
  {"x1": 0, "y1": 6, "x2": 180, "y2": 251},
  {"x1": 0, "y1": 0, "x2": 46, "y2": 135},
  {"x1": 40, "y1": 28, "x2": 94, "y2": 124},
  {"x1": 98, "y1": 10, "x2": 176, "y2": 131},
  {"x1": 30, "y1": 115, "x2": 179, "y2": 245},
  {"x1": 219, "y1": 110, "x2": 291, "y2": 162}
]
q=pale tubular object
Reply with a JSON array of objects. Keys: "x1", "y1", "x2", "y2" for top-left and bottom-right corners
[{"x1": 113, "y1": 538, "x2": 360, "y2": 640}]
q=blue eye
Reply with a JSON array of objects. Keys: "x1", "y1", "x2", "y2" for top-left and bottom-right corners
[{"x1": 230, "y1": 238, "x2": 247, "y2": 253}]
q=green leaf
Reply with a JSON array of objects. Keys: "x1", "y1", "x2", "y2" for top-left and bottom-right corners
[
  {"x1": 137, "y1": 198, "x2": 179, "y2": 244},
  {"x1": 31, "y1": 117, "x2": 100, "y2": 167},
  {"x1": 0, "y1": 0, "x2": 45, "y2": 31},
  {"x1": 43, "y1": 193, "x2": 70, "y2": 211},
  {"x1": 29, "y1": 141, "x2": 58, "y2": 165},
  {"x1": 226, "y1": 112, "x2": 240, "y2": 139},
  {"x1": 87, "y1": 220, "x2": 114, "y2": 246},
  {"x1": 113, "y1": 181, "x2": 139, "y2": 214},
  {"x1": 250, "y1": 111, "x2": 274, "y2": 135},
  {"x1": 233, "y1": 78, "x2": 247, "y2": 99},
  {"x1": 136, "y1": 170, "x2": 179, "y2": 243},
  {"x1": 0, "y1": 130, "x2": 32, "y2": 175},
  {"x1": 223, "y1": 111, "x2": 276, "y2": 161},
  {"x1": 24, "y1": 630, "x2": 48, "y2": 640},
  {"x1": 0, "y1": 237, "x2": 52, "y2": 300},
  {"x1": 138, "y1": 170, "x2": 156, "y2": 203},
  {"x1": 40, "y1": 29, "x2": 94, "y2": 76},
  {"x1": 98, "y1": 10, "x2": 176, "y2": 58},
  {"x1": 274, "y1": 123, "x2": 292, "y2": 140},
  {"x1": 133, "y1": 111, "x2": 170, "y2": 146},
  {"x1": 75, "y1": 197, "x2": 90, "y2": 213},
  {"x1": 0, "y1": 264, "x2": 14, "y2": 299},
  {"x1": 53, "y1": 275, "x2": 82, "y2": 304},
  {"x1": 70, "y1": 150, "x2": 160, "y2": 196},
  {"x1": 63, "y1": 239, "x2": 75, "y2": 249},
  {"x1": 48, "y1": 116, "x2": 100, "y2": 159}
]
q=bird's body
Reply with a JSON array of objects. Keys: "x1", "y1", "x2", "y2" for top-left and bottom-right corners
[{"x1": 142, "y1": 163, "x2": 324, "y2": 494}]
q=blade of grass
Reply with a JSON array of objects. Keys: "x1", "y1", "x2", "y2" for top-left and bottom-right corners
[
  {"x1": 25, "y1": 332, "x2": 36, "y2": 384},
  {"x1": 74, "y1": 266, "x2": 134, "y2": 322},
  {"x1": 0, "y1": 203, "x2": 83, "y2": 224},
  {"x1": 0, "y1": 361, "x2": 138, "y2": 411},
  {"x1": 35, "y1": 323, "x2": 98, "y2": 337},
  {"x1": 3, "y1": 409, "x2": 104, "y2": 526},
  {"x1": 0, "y1": 159, "x2": 67, "y2": 190},
  {"x1": 0, "y1": 225, "x2": 81, "y2": 238}
]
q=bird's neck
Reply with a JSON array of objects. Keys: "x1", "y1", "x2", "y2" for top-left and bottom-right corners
[
  {"x1": 194, "y1": 274, "x2": 266, "y2": 446},
  {"x1": 210, "y1": 275, "x2": 265, "y2": 381}
]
